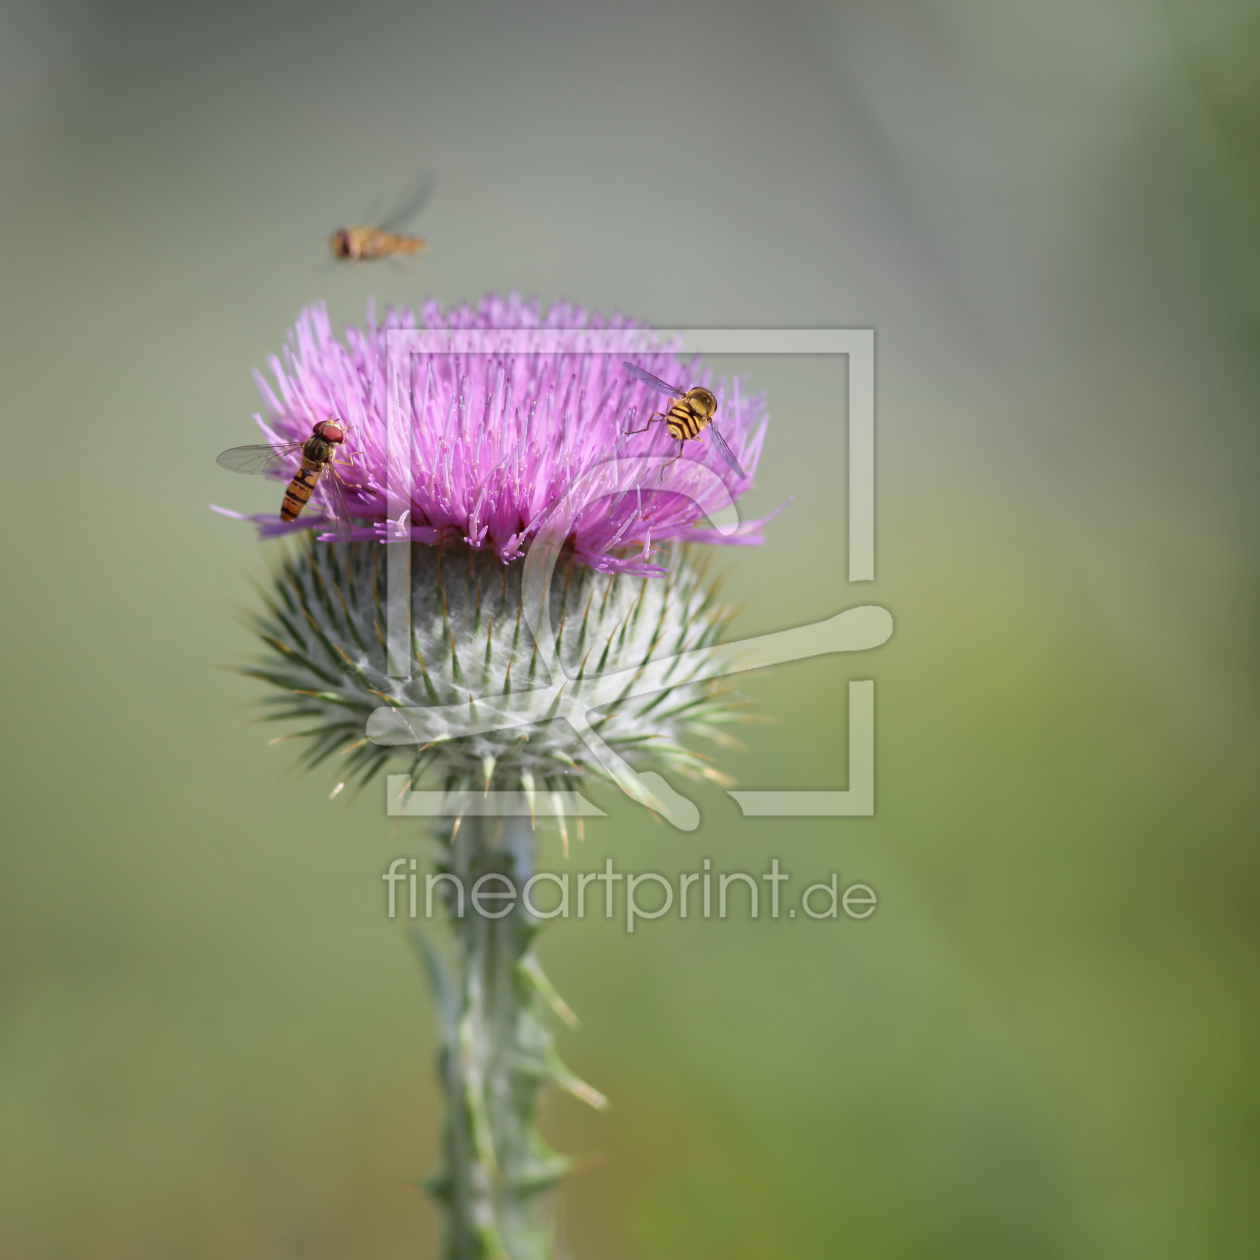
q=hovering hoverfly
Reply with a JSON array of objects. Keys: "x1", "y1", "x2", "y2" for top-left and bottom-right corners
[
  {"x1": 621, "y1": 362, "x2": 746, "y2": 479},
  {"x1": 328, "y1": 173, "x2": 433, "y2": 265},
  {"x1": 328, "y1": 224, "x2": 426, "y2": 265},
  {"x1": 217, "y1": 419, "x2": 357, "y2": 541}
]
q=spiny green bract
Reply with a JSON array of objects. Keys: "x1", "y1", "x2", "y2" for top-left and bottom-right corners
[{"x1": 246, "y1": 537, "x2": 748, "y2": 798}]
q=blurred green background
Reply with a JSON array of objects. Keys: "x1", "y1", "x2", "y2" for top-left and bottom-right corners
[{"x1": 2, "y1": 0, "x2": 1258, "y2": 1256}]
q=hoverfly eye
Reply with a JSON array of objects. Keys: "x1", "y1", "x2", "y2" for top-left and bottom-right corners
[
  {"x1": 335, "y1": 233, "x2": 351, "y2": 258},
  {"x1": 323, "y1": 423, "x2": 344, "y2": 443}
]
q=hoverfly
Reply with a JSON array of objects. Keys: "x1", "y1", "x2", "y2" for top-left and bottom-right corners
[
  {"x1": 217, "y1": 419, "x2": 357, "y2": 541},
  {"x1": 328, "y1": 224, "x2": 426, "y2": 265},
  {"x1": 621, "y1": 362, "x2": 746, "y2": 479},
  {"x1": 328, "y1": 173, "x2": 432, "y2": 265}
]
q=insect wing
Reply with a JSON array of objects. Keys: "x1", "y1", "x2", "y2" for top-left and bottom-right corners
[
  {"x1": 705, "y1": 423, "x2": 747, "y2": 481},
  {"x1": 317, "y1": 468, "x2": 355, "y2": 543},
  {"x1": 216, "y1": 441, "x2": 306, "y2": 476},
  {"x1": 622, "y1": 361, "x2": 685, "y2": 398},
  {"x1": 379, "y1": 171, "x2": 435, "y2": 231}
]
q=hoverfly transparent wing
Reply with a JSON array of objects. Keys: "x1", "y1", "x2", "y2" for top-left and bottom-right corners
[
  {"x1": 622, "y1": 361, "x2": 686, "y2": 397},
  {"x1": 317, "y1": 466, "x2": 355, "y2": 543},
  {"x1": 704, "y1": 423, "x2": 747, "y2": 481},
  {"x1": 216, "y1": 440, "x2": 306, "y2": 475},
  {"x1": 379, "y1": 171, "x2": 435, "y2": 231}
]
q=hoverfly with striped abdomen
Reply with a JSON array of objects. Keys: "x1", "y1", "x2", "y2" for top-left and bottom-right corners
[
  {"x1": 621, "y1": 362, "x2": 746, "y2": 479},
  {"x1": 217, "y1": 419, "x2": 357, "y2": 541}
]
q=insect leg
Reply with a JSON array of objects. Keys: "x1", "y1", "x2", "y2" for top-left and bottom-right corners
[
  {"x1": 624, "y1": 411, "x2": 666, "y2": 436},
  {"x1": 332, "y1": 429, "x2": 357, "y2": 472},
  {"x1": 659, "y1": 439, "x2": 685, "y2": 481}
]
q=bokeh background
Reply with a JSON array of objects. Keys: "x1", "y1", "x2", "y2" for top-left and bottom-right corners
[{"x1": 2, "y1": 0, "x2": 1258, "y2": 1256}]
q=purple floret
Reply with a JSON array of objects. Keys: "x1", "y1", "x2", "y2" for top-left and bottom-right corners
[{"x1": 222, "y1": 294, "x2": 778, "y2": 575}]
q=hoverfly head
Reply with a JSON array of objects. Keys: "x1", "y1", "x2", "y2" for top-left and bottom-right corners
[
  {"x1": 690, "y1": 387, "x2": 718, "y2": 416},
  {"x1": 315, "y1": 419, "x2": 346, "y2": 444},
  {"x1": 328, "y1": 229, "x2": 354, "y2": 260}
]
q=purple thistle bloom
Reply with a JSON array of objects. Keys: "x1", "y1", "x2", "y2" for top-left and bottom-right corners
[{"x1": 215, "y1": 294, "x2": 778, "y2": 575}]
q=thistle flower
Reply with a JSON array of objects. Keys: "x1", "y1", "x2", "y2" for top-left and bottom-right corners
[
  {"x1": 221, "y1": 295, "x2": 779, "y2": 1260},
  {"x1": 226, "y1": 295, "x2": 779, "y2": 807}
]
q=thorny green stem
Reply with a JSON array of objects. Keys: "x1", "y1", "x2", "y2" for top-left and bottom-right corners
[{"x1": 414, "y1": 815, "x2": 602, "y2": 1260}]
